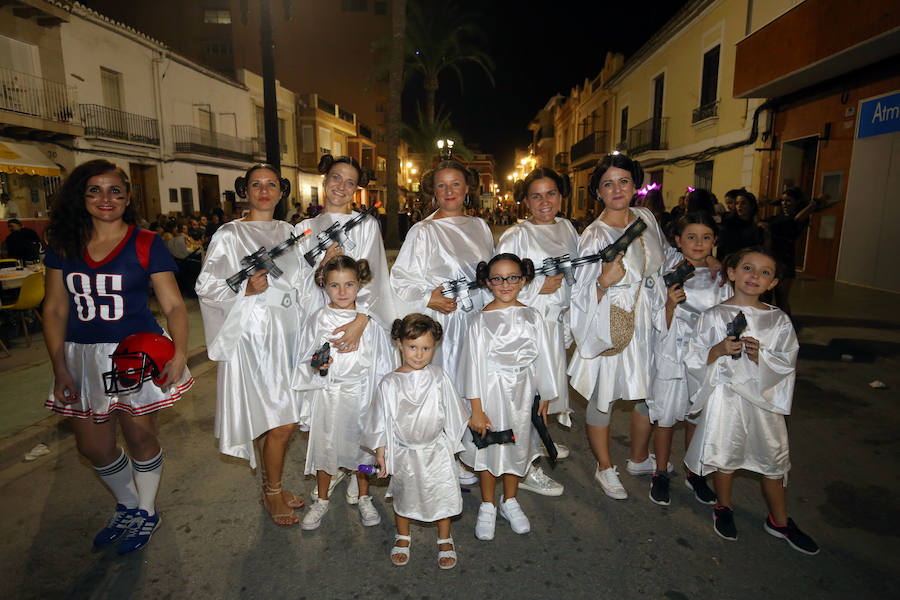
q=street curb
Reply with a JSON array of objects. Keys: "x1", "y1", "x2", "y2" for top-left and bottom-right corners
[{"x1": 0, "y1": 346, "x2": 213, "y2": 472}]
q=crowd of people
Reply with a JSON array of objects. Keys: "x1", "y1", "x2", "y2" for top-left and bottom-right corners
[{"x1": 37, "y1": 152, "x2": 820, "y2": 569}]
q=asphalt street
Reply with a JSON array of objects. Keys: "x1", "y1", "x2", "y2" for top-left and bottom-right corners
[{"x1": 1, "y1": 341, "x2": 898, "y2": 599}]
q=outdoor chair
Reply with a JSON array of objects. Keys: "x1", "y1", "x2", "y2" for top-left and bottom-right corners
[{"x1": 0, "y1": 272, "x2": 44, "y2": 346}]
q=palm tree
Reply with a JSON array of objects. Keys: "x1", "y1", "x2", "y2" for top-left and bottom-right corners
[
  {"x1": 402, "y1": 105, "x2": 473, "y2": 161},
  {"x1": 406, "y1": 0, "x2": 495, "y2": 125}
]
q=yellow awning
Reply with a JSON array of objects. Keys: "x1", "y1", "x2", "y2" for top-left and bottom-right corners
[{"x1": 0, "y1": 140, "x2": 61, "y2": 177}]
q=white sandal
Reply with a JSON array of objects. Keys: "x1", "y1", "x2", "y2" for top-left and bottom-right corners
[
  {"x1": 391, "y1": 534, "x2": 411, "y2": 566},
  {"x1": 437, "y1": 537, "x2": 457, "y2": 570}
]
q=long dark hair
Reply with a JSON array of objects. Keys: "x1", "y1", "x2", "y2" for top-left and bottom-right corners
[{"x1": 47, "y1": 159, "x2": 137, "y2": 260}]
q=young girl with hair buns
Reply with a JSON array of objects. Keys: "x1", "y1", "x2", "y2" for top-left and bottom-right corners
[
  {"x1": 458, "y1": 253, "x2": 558, "y2": 541},
  {"x1": 364, "y1": 313, "x2": 470, "y2": 569},
  {"x1": 292, "y1": 255, "x2": 397, "y2": 531}
]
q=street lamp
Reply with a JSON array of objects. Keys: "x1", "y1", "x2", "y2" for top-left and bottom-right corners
[{"x1": 437, "y1": 138, "x2": 454, "y2": 160}]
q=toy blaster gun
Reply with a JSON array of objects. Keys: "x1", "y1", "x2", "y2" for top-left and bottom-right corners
[
  {"x1": 310, "y1": 341, "x2": 331, "y2": 376},
  {"x1": 663, "y1": 260, "x2": 695, "y2": 303},
  {"x1": 226, "y1": 228, "x2": 312, "y2": 292},
  {"x1": 535, "y1": 218, "x2": 648, "y2": 286},
  {"x1": 469, "y1": 427, "x2": 515, "y2": 449},
  {"x1": 303, "y1": 202, "x2": 382, "y2": 267},
  {"x1": 532, "y1": 394, "x2": 557, "y2": 464},
  {"x1": 725, "y1": 311, "x2": 747, "y2": 360},
  {"x1": 440, "y1": 276, "x2": 482, "y2": 312}
]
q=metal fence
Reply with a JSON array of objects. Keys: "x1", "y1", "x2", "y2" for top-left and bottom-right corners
[
  {"x1": 80, "y1": 104, "x2": 159, "y2": 145},
  {"x1": 692, "y1": 100, "x2": 719, "y2": 123},
  {"x1": 554, "y1": 151, "x2": 569, "y2": 171},
  {"x1": 627, "y1": 117, "x2": 668, "y2": 154},
  {"x1": 0, "y1": 67, "x2": 78, "y2": 124},
  {"x1": 570, "y1": 130, "x2": 609, "y2": 163},
  {"x1": 172, "y1": 125, "x2": 252, "y2": 161}
]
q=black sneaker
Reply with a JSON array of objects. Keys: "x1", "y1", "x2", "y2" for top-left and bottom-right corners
[
  {"x1": 713, "y1": 505, "x2": 737, "y2": 540},
  {"x1": 649, "y1": 473, "x2": 670, "y2": 506},
  {"x1": 764, "y1": 516, "x2": 820, "y2": 555},
  {"x1": 685, "y1": 472, "x2": 717, "y2": 505}
]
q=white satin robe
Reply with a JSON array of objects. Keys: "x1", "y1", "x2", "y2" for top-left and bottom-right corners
[
  {"x1": 568, "y1": 207, "x2": 671, "y2": 413},
  {"x1": 458, "y1": 306, "x2": 558, "y2": 477},
  {"x1": 648, "y1": 259, "x2": 732, "y2": 427},
  {"x1": 195, "y1": 220, "x2": 305, "y2": 468},
  {"x1": 291, "y1": 306, "x2": 397, "y2": 476},
  {"x1": 496, "y1": 218, "x2": 579, "y2": 426},
  {"x1": 683, "y1": 304, "x2": 798, "y2": 481},
  {"x1": 362, "y1": 365, "x2": 470, "y2": 521},
  {"x1": 390, "y1": 213, "x2": 494, "y2": 383},
  {"x1": 295, "y1": 211, "x2": 397, "y2": 329}
]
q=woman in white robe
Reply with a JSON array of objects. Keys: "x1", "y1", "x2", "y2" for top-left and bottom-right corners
[
  {"x1": 567, "y1": 154, "x2": 670, "y2": 500},
  {"x1": 195, "y1": 164, "x2": 305, "y2": 527}
]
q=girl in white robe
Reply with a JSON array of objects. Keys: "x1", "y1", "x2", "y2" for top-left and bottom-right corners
[
  {"x1": 364, "y1": 314, "x2": 469, "y2": 569},
  {"x1": 195, "y1": 164, "x2": 304, "y2": 527},
  {"x1": 648, "y1": 212, "x2": 731, "y2": 506},
  {"x1": 292, "y1": 256, "x2": 396, "y2": 531},
  {"x1": 459, "y1": 254, "x2": 558, "y2": 541},
  {"x1": 683, "y1": 248, "x2": 818, "y2": 554}
]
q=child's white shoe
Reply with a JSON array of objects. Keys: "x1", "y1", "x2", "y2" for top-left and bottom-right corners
[
  {"x1": 346, "y1": 473, "x2": 359, "y2": 504},
  {"x1": 437, "y1": 537, "x2": 457, "y2": 569},
  {"x1": 499, "y1": 496, "x2": 530, "y2": 534},
  {"x1": 357, "y1": 495, "x2": 380, "y2": 526},
  {"x1": 474, "y1": 502, "x2": 496, "y2": 541},
  {"x1": 300, "y1": 499, "x2": 330, "y2": 530}
]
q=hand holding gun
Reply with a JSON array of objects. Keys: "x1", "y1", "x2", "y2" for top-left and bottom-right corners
[
  {"x1": 531, "y1": 394, "x2": 557, "y2": 464},
  {"x1": 725, "y1": 311, "x2": 748, "y2": 359},
  {"x1": 663, "y1": 260, "x2": 695, "y2": 304},
  {"x1": 226, "y1": 229, "x2": 312, "y2": 292},
  {"x1": 469, "y1": 427, "x2": 515, "y2": 449},
  {"x1": 440, "y1": 276, "x2": 482, "y2": 312},
  {"x1": 536, "y1": 254, "x2": 576, "y2": 286},
  {"x1": 310, "y1": 341, "x2": 331, "y2": 376},
  {"x1": 303, "y1": 202, "x2": 382, "y2": 267}
]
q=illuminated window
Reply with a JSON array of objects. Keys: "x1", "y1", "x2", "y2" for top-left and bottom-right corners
[{"x1": 204, "y1": 9, "x2": 231, "y2": 24}]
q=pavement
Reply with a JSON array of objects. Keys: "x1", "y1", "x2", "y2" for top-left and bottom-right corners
[{"x1": 0, "y1": 253, "x2": 898, "y2": 597}]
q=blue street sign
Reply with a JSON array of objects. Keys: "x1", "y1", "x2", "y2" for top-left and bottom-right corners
[{"x1": 858, "y1": 91, "x2": 900, "y2": 139}]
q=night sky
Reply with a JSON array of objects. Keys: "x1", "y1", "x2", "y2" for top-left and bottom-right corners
[{"x1": 412, "y1": 0, "x2": 689, "y2": 175}]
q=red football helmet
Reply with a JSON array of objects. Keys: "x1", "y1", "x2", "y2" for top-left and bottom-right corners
[{"x1": 102, "y1": 332, "x2": 175, "y2": 395}]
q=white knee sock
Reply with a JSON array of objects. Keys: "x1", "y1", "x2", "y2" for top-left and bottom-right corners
[
  {"x1": 94, "y1": 449, "x2": 138, "y2": 509},
  {"x1": 132, "y1": 449, "x2": 163, "y2": 516}
]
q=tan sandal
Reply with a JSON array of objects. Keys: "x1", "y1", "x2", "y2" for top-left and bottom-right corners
[
  {"x1": 259, "y1": 476, "x2": 304, "y2": 509},
  {"x1": 263, "y1": 483, "x2": 299, "y2": 527},
  {"x1": 437, "y1": 537, "x2": 457, "y2": 569},
  {"x1": 391, "y1": 534, "x2": 411, "y2": 566}
]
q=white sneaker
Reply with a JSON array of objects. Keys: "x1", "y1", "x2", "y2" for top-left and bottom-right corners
[
  {"x1": 311, "y1": 470, "x2": 346, "y2": 501},
  {"x1": 475, "y1": 502, "x2": 497, "y2": 540},
  {"x1": 357, "y1": 495, "x2": 380, "y2": 526},
  {"x1": 625, "y1": 454, "x2": 673, "y2": 476},
  {"x1": 542, "y1": 442, "x2": 571, "y2": 460},
  {"x1": 594, "y1": 466, "x2": 628, "y2": 500},
  {"x1": 519, "y1": 464, "x2": 564, "y2": 497},
  {"x1": 499, "y1": 497, "x2": 531, "y2": 534},
  {"x1": 457, "y1": 459, "x2": 478, "y2": 485},
  {"x1": 346, "y1": 473, "x2": 360, "y2": 505},
  {"x1": 300, "y1": 499, "x2": 330, "y2": 530}
]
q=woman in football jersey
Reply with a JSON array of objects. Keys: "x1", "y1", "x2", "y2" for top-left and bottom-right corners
[{"x1": 43, "y1": 159, "x2": 193, "y2": 554}]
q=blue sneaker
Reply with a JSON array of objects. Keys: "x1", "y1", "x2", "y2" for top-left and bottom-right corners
[
  {"x1": 93, "y1": 504, "x2": 139, "y2": 547},
  {"x1": 117, "y1": 510, "x2": 160, "y2": 555}
]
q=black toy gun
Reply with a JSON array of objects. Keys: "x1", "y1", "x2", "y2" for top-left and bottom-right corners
[
  {"x1": 303, "y1": 201, "x2": 382, "y2": 267},
  {"x1": 531, "y1": 394, "x2": 557, "y2": 464},
  {"x1": 226, "y1": 228, "x2": 312, "y2": 292},
  {"x1": 310, "y1": 341, "x2": 331, "y2": 376},
  {"x1": 663, "y1": 260, "x2": 695, "y2": 303},
  {"x1": 469, "y1": 427, "x2": 515, "y2": 449},
  {"x1": 440, "y1": 276, "x2": 482, "y2": 312},
  {"x1": 725, "y1": 311, "x2": 747, "y2": 360},
  {"x1": 535, "y1": 218, "x2": 648, "y2": 286}
]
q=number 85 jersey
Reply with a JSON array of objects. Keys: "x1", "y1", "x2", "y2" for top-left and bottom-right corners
[{"x1": 44, "y1": 226, "x2": 175, "y2": 344}]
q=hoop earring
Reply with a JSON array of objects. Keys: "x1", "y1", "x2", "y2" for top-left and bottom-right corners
[{"x1": 431, "y1": 196, "x2": 438, "y2": 210}]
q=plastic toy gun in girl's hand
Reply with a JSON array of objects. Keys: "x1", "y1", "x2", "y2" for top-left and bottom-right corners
[
  {"x1": 725, "y1": 311, "x2": 748, "y2": 359},
  {"x1": 226, "y1": 229, "x2": 312, "y2": 292},
  {"x1": 554, "y1": 218, "x2": 649, "y2": 283},
  {"x1": 663, "y1": 260, "x2": 695, "y2": 303},
  {"x1": 303, "y1": 202, "x2": 382, "y2": 266},
  {"x1": 310, "y1": 341, "x2": 331, "y2": 376},
  {"x1": 440, "y1": 276, "x2": 483, "y2": 312},
  {"x1": 536, "y1": 254, "x2": 576, "y2": 286},
  {"x1": 469, "y1": 427, "x2": 515, "y2": 449}
]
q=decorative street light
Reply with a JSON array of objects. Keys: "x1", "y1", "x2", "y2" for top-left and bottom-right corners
[{"x1": 436, "y1": 138, "x2": 454, "y2": 160}]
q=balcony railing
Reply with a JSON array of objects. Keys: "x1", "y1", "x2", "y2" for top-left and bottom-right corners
[
  {"x1": 173, "y1": 125, "x2": 252, "y2": 161},
  {"x1": 554, "y1": 151, "x2": 569, "y2": 171},
  {"x1": 80, "y1": 104, "x2": 159, "y2": 145},
  {"x1": 317, "y1": 96, "x2": 336, "y2": 116},
  {"x1": 338, "y1": 107, "x2": 355, "y2": 124},
  {"x1": 358, "y1": 123, "x2": 373, "y2": 140},
  {"x1": 627, "y1": 117, "x2": 668, "y2": 154},
  {"x1": 692, "y1": 100, "x2": 719, "y2": 124},
  {"x1": 569, "y1": 130, "x2": 609, "y2": 163},
  {"x1": 0, "y1": 67, "x2": 78, "y2": 125}
]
